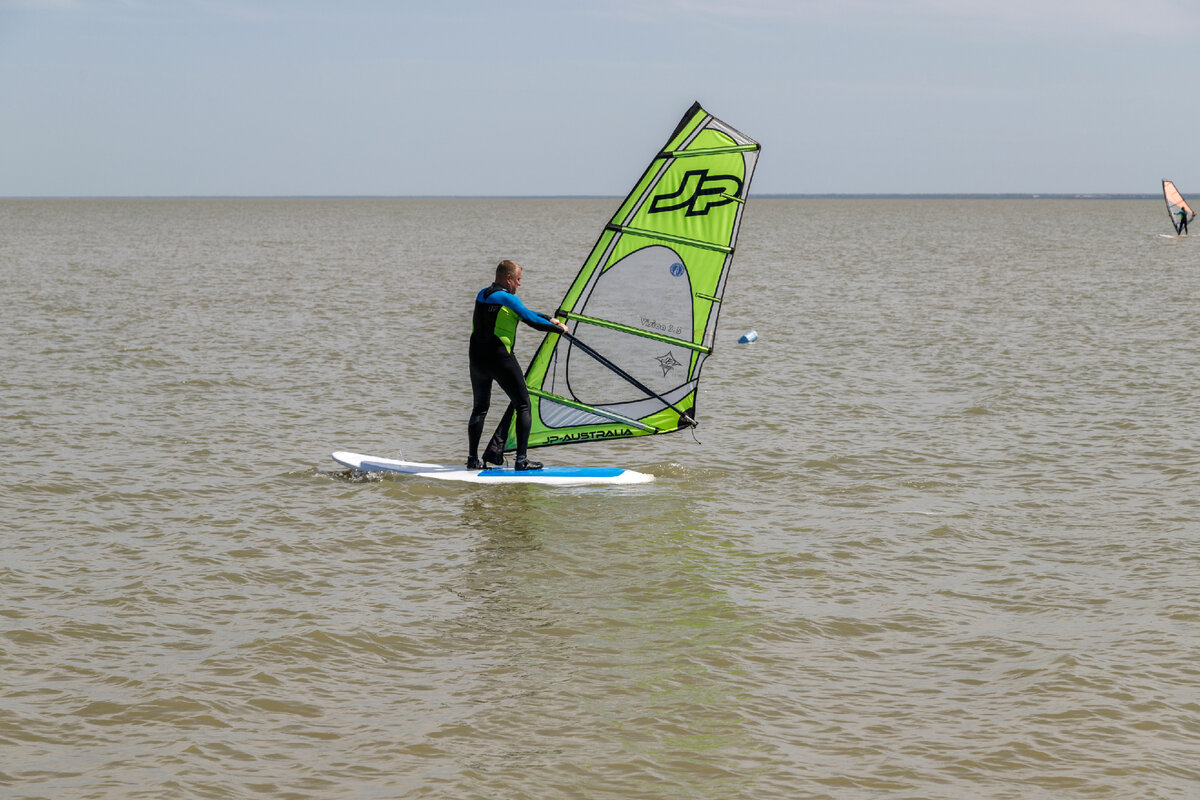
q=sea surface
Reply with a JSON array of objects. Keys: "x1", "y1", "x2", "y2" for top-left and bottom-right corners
[{"x1": 2, "y1": 197, "x2": 1197, "y2": 799}]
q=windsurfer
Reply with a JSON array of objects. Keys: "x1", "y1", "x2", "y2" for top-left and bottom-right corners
[
  {"x1": 1178, "y1": 207, "x2": 1190, "y2": 235},
  {"x1": 467, "y1": 260, "x2": 567, "y2": 471}
]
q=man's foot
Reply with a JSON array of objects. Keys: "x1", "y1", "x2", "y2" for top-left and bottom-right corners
[
  {"x1": 482, "y1": 447, "x2": 505, "y2": 466},
  {"x1": 514, "y1": 456, "x2": 543, "y2": 471},
  {"x1": 466, "y1": 456, "x2": 484, "y2": 470}
]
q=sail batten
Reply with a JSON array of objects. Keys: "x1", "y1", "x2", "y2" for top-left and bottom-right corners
[
  {"x1": 557, "y1": 310, "x2": 713, "y2": 353},
  {"x1": 661, "y1": 144, "x2": 760, "y2": 158},
  {"x1": 528, "y1": 388, "x2": 656, "y2": 431},
  {"x1": 497, "y1": 102, "x2": 760, "y2": 453},
  {"x1": 604, "y1": 224, "x2": 735, "y2": 253}
]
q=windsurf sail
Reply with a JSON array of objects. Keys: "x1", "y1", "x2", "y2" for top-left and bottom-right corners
[
  {"x1": 1163, "y1": 179, "x2": 1195, "y2": 233},
  {"x1": 495, "y1": 101, "x2": 760, "y2": 452}
]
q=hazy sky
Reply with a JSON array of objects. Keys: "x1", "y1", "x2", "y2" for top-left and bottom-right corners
[{"x1": 2, "y1": 0, "x2": 1197, "y2": 197}]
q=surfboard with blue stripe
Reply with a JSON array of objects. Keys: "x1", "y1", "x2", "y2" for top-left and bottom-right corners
[{"x1": 331, "y1": 452, "x2": 653, "y2": 486}]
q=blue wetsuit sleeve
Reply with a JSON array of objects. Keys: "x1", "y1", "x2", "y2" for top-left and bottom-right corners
[{"x1": 484, "y1": 289, "x2": 560, "y2": 331}]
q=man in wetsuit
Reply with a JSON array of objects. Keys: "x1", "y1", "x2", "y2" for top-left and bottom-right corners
[
  {"x1": 1177, "y1": 207, "x2": 1191, "y2": 235},
  {"x1": 467, "y1": 260, "x2": 566, "y2": 471}
]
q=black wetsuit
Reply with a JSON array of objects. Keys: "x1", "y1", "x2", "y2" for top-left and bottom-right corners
[{"x1": 468, "y1": 284, "x2": 558, "y2": 461}]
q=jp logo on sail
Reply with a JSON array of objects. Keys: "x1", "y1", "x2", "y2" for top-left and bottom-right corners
[{"x1": 649, "y1": 169, "x2": 743, "y2": 217}]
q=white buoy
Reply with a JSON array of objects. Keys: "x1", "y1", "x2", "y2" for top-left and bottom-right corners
[{"x1": 738, "y1": 330, "x2": 758, "y2": 344}]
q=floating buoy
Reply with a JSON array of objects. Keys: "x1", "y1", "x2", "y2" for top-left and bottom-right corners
[{"x1": 738, "y1": 330, "x2": 758, "y2": 344}]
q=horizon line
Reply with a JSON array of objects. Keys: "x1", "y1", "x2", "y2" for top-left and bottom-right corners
[{"x1": 0, "y1": 192, "x2": 1164, "y2": 201}]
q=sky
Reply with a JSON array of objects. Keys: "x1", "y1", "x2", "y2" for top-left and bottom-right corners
[{"x1": 2, "y1": 0, "x2": 1198, "y2": 197}]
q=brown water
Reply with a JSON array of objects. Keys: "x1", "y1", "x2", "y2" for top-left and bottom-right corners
[{"x1": 2, "y1": 198, "x2": 1198, "y2": 799}]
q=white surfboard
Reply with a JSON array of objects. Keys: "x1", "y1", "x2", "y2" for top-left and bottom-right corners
[{"x1": 331, "y1": 451, "x2": 654, "y2": 486}]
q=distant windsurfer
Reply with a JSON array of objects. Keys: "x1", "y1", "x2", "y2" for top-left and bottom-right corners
[
  {"x1": 1177, "y1": 207, "x2": 1191, "y2": 235},
  {"x1": 467, "y1": 260, "x2": 567, "y2": 471}
]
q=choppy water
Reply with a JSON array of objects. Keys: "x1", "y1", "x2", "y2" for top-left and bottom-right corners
[{"x1": 2, "y1": 198, "x2": 1198, "y2": 799}]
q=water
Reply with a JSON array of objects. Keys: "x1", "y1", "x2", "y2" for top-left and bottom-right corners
[{"x1": 2, "y1": 198, "x2": 1198, "y2": 799}]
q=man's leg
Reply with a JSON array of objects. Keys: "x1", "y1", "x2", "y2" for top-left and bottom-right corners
[
  {"x1": 467, "y1": 360, "x2": 493, "y2": 462},
  {"x1": 491, "y1": 355, "x2": 536, "y2": 465},
  {"x1": 483, "y1": 404, "x2": 514, "y2": 464}
]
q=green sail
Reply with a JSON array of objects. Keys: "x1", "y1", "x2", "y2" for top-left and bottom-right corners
[{"x1": 503, "y1": 102, "x2": 760, "y2": 451}]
